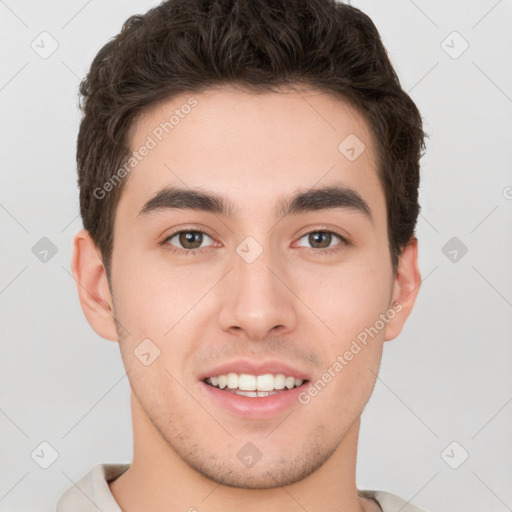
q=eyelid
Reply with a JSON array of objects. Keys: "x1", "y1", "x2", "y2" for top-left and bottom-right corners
[
  {"x1": 292, "y1": 226, "x2": 349, "y2": 253},
  {"x1": 160, "y1": 225, "x2": 217, "y2": 248},
  {"x1": 161, "y1": 223, "x2": 213, "y2": 238},
  {"x1": 161, "y1": 225, "x2": 350, "y2": 254},
  {"x1": 295, "y1": 224, "x2": 349, "y2": 241}
]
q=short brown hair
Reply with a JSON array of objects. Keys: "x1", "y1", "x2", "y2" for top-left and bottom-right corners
[{"x1": 76, "y1": 0, "x2": 426, "y2": 279}]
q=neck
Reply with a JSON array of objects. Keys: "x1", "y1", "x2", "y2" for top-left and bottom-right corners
[{"x1": 109, "y1": 391, "x2": 374, "y2": 512}]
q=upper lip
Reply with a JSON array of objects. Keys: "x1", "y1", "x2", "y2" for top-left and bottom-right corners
[{"x1": 198, "y1": 359, "x2": 311, "y2": 382}]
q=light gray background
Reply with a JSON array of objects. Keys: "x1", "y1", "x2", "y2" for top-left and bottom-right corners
[{"x1": 1, "y1": 1, "x2": 511, "y2": 511}]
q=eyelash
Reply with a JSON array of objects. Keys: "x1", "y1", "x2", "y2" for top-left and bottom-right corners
[{"x1": 160, "y1": 226, "x2": 349, "y2": 257}]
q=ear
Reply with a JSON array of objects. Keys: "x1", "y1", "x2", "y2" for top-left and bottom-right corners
[
  {"x1": 71, "y1": 229, "x2": 118, "y2": 342},
  {"x1": 383, "y1": 237, "x2": 421, "y2": 342}
]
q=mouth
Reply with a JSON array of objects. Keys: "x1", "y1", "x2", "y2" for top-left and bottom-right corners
[
  {"x1": 199, "y1": 371, "x2": 311, "y2": 419},
  {"x1": 203, "y1": 372, "x2": 309, "y2": 397}
]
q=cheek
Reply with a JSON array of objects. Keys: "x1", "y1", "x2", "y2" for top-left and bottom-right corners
[
  {"x1": 111, "y1": 248, "x2": 206, "y2": 330},
  {"x1": 294, "y1": 258, "x2": 391, "y2": 344},
  {"x1": 111, "y1": 255, "x2": 207, "y2": 378}
]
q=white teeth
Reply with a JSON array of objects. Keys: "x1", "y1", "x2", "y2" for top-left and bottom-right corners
[
  {"x1": 238, "y1": 374, "x2": 257, "y2": 391},
  {"x1": 257, "y1": 391, "x2": 273, "y2": 397},
  {"x1": 218, "y1": 375, "x2": 227, "y2": 389},
  {"x1": 274, "y1": 374, "x2": 286, "y2": 389},
  {"x1": 204, "y1": 372, "x2": 306, "y2": 393},
  {"x1": 257, "y1": 374, "x2": 275, "y2": 391},
  {"x1": 285, "y1": 376, "x2": 295, "y2": 389},
  {"x1": 225, "y1": 389, "x2": 278, "y2": 397},
  {"x1": 227, "y1": 372, "x2": 238, "y2": 389}
]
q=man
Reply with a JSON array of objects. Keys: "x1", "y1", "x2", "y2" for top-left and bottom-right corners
[{"x1": 57, "y1": 0, "x2": 427, "y2": 510}]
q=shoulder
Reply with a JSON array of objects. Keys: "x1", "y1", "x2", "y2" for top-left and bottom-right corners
[
  {"x1": 56, "y1": 463, "x2": 130, "y2": 512},
  {"x1": 359, "y1": 489, "x2": 429, "y2": 512}
]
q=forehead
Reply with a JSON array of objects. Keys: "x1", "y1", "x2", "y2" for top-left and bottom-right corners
[{"x1": 117, "y1": 86, "x2": 386, "y2": 226}]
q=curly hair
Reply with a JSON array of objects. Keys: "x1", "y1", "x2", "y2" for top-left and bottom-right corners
[{"x1": 76, "y1": 0, "x2": 426, "y2": 279}]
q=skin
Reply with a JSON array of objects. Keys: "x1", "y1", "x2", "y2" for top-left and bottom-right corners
[{"x1": 72, "y1": 85, "x2": 421, "y2": 512}]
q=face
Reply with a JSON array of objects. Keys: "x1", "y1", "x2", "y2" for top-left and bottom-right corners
[{"x1": 81, "y1": 86, "x2": 418, "y2": 489}]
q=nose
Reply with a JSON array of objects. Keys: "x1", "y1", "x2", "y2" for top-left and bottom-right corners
[{"x1": 217, "y1": 243, "x2": 298, "y2": 341}]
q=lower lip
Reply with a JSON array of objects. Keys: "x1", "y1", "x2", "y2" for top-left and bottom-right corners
[{"x1": 199, "y1": 381, "x2": 309, "y2": 419}]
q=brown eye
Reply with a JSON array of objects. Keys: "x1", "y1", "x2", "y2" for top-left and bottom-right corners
[
  {"x1": 301, "y1": 230, "x2": 343, "y2": 249},
  {"x1": 179, "y1": 231, "x2": 203, "y2": 249},
  {"x1": 308, "y1": 231, "x2": 333, "y2": 249},
  {"x1": 296, "y1": 230, "x2": 346, "y2": 251},
  {"x1": 164, "y1": 230, "x2": 214, "y2": 252}
]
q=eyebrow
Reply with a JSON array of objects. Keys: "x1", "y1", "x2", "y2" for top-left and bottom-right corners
[{"x1": 137, "y1": 184, "x2": 372, "y2": 221}]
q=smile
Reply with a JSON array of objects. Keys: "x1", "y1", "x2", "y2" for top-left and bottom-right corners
[
  {"x1": 204, "y1": 372, "x2": 306, "y2": 397},
  {"x1": 200, "y1": 371, "x2": 310, "y2": 419}
]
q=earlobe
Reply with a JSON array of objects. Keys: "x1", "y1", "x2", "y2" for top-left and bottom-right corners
[
  {"x1": 71, "y1": 229, "x2": 119, "y2": 342},
  {"x1": 383, "y1": 237, "x2": 422, "y2": 342}
]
